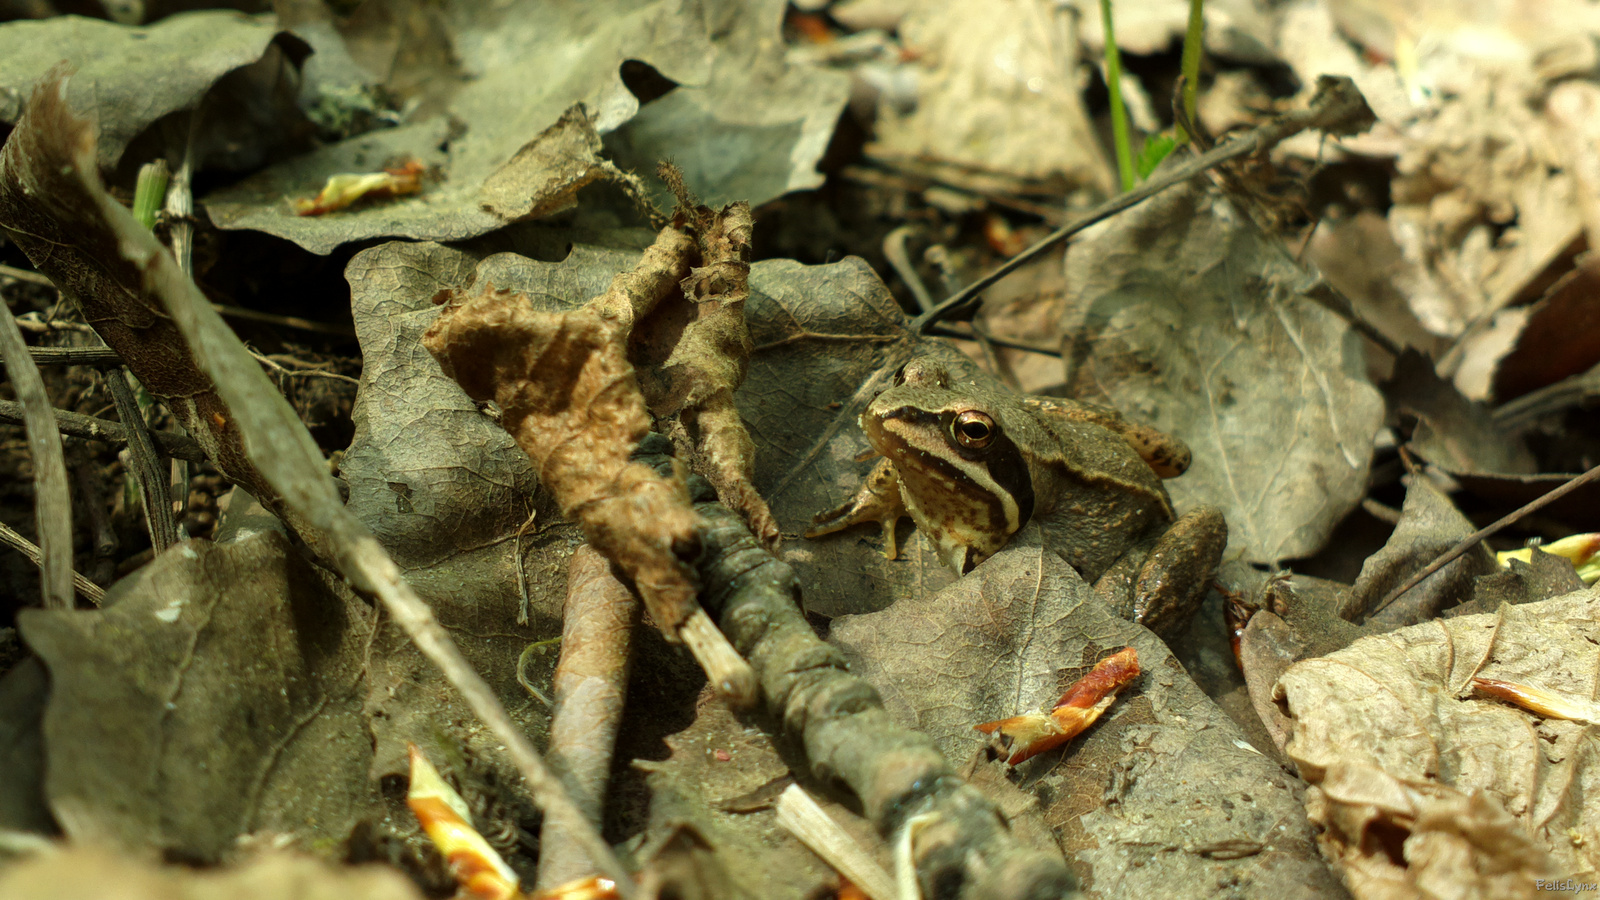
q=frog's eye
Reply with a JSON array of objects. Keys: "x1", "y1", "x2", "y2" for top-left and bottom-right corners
[{"x1": 951, "y1": 410, "x2": 996, "y2": 449}]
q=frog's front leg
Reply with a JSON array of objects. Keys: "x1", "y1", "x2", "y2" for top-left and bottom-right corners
[
  {"x1": 805, "y1": 458, "x2": 908, "y2": 558},
  {"x1": 1131, "y1": 506, "x2": 1228, "y2": 638}
]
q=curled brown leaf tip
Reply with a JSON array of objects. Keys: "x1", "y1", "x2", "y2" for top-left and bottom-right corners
[
  {"x1": 422, "y1": 225, "x2": 703, "y2": 632},
  {"x1": 975, "y1": 646, "x2": 1141, "y2": 765}
]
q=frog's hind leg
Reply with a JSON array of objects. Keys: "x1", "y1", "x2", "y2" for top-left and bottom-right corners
[
  {"x1": 1132, "y1": 506, "x2": 1228, "y2": 639},
  {"x1": 805, "y1": 458, "x2": 909, "y2": 558}
]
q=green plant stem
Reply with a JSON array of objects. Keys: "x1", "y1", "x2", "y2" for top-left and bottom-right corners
[
  {"x1": 132, "y1": 159, "x2": 168, "y2": 231},
  {"x1": 1177, "y1": 0, "x2": 1205, "y2": 144},
  {"x1": 1100, "y1": 0, "x2": 1135, "y2": 192}
]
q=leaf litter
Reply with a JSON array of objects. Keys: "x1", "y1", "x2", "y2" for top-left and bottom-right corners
[{"x1": 7, "y1": 2, "x2": 1600, "y2": 899}]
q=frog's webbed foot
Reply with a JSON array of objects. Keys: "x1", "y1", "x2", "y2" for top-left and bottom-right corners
[
  {"x1": 804, "y1": 458, "x2": 907, "y2": 559},
  {"x1": 1132, "y1": 506, "x2": 1228, "y2": 638}
]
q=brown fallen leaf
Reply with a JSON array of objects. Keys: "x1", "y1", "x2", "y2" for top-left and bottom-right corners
[
  {"x1": 423, "y1": 224, "x2": 704, "y2": 634},
  {"x1": 975, "y1": 646, "x2": 1140, "y2": 765},
  {"x1": 1276, "y1": 589, "x2": 1600, "y2": 889},
  {"x1": 294, "y1": 158, "x2": 426, "y2": 215}
]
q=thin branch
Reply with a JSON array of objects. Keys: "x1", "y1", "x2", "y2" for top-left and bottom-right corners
[
  {"x1": 0, "y1": 299, "x2": 73, "y2": 609},
  {"x1": 910, "y1": 76, "x2": 1376, "y2": 334},
  {"x1": 0, "y1": 399, "x2": 208, "y2": 462},
  {"x1": 1370, "y1": 462, "x2": 1600, "y2": 617},
  {"x1": 0, "y1": 263, "x2": 52, "y2": 286},
  {"x1": 0, "y1": 345, "x2": 123, "y2": 367},
  {"x1": 106, "y1": 368, "x2": 180, "y2": 551},
  {"x1": 0, "y1": 519, "x2": 103, "y2": 605}
]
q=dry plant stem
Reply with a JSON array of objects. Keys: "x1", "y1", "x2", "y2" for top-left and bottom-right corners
[
  {"x1": 0, "y1": 399, "x2": 207, "y2": 462},
  {"x1": 0, "y1": 297, "x2": 73, "y2": 609},
  {"x1": 0, "y1": 520, "x2": 103, "y2": 604},
  {"x1": 164, "y1": 115, "x2": 199, "y2": 527},
  {"x1": 776, "y1": 784, "x2": 896, "y2": 900},
  {"x1": 537, "y1": 546, "x2": 640, "y2": 891},
  {"x1": 910, "y1": 75, "x2": 1376, "y2": 333},
  {"x1": 0, "y1": 263, "x2": 52, "y2": 286},
  {"x1": 0, "y1": 346, "x2": 122, "y2": 366},
  {"x1": 1372, "y1": 461, "x2": 1600, "y2": 616},
  {"x1": 690, "y1": 500, "x2": 1075, "y2": 900},
  {"x1": 105, "y1": 367, "x2": 180, "y2": 551},
  {"x1": 0, "y1": 72, "x2": 635, "y2": 897}
]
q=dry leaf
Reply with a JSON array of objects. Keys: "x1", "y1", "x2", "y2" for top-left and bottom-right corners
[
  {"x1": 16, "y1": 532, "x2": 379, "y2": 859},
  {"x1": 0, "y1": 12, "x2": 281, "y2": 168},
  {"x1": 1276, "y1": 588, "x2": 1600, "y2": 890},
  {"x1": 830, "y1": 531, "x2": 1344, "y2": 894},
  {"x1": 423, "y1": 226, "x2": 704, "y2": 633},
  {"x1": 1062, "y1": 181, "x2": 1385, "y2": 565}
]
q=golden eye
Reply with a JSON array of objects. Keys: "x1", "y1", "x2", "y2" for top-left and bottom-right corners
[{"x1": 951, "y1": 410, "x2": 995, "y2": 449}]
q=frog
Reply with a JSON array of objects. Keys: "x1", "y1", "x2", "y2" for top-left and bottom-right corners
[{"x1": 805, "y1": 357, "x2": 1227, "y2": 638}]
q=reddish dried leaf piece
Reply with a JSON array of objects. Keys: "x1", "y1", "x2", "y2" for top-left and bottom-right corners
[
  {"x1": 406, "y1": 744, "x2": 521, "y2": 900},
  {"x1": 294, "y1": 159, "x2": 425, "y2": 216},
  {"x1": 529, "y1": 875, "x2": 621, "y2": 900},
  {"x1": 975, "y1": 646, "x2": 1140, "y2": 765},
  {"x1": 1473, "y1": 676, "x2": 1600, "y2": 724},
  {"x1": 423, "y1": 226, "x2": 704, "y2": 632}
]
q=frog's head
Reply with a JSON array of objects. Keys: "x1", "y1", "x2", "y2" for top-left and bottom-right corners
[{"x1": 861, "y1": 360, "x2": 1036, "y2": 573}]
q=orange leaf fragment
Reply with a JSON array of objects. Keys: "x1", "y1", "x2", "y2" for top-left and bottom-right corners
[
  {"x1": 975, "y1": 646, "x2": 1140, "y2": 765},
  {"x1": 1472, "y1": 676, "x2": 1600, "y2": 725},
  {"x1": 405, "y1": 744, "x2": 521, "y2": 900},
  {"x1": 293, "y1": 158, "x2": 425, "y2": 216},
  {"x1": 530, "y1": 875, "x2": 621, "y2": 900}
]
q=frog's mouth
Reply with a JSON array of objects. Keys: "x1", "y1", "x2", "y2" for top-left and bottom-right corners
[{"x1": 868, "y1": 406, "x2": 1036, "y2": 571}]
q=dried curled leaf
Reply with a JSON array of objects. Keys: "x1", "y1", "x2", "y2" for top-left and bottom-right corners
[
  {"x1": 1276, "y1": 588, "x2": 1600, "y2": 890},
  {"x1": 423, "y1": 226, "x2": 703, "y2": 632},
  {"x1": 639, "y1": 175, "x2": 777, "y2": 548}
]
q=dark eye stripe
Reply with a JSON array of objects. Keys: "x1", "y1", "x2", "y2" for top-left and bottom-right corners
[{"x1": 984, "y1": 431, "x2": 1034, "y2": 532}]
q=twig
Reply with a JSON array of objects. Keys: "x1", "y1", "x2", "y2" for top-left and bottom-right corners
[
  {"x1": 927, "y1": 324, "x2": 1063, "y2": 358},
  {"x1": 1370, "y1": 462, "x2": 1600, "y2": 617},
  {"x1": 0, "y1": 399, "x2": 207, "y2": 462},
  {"x1": 164, "y1": 116, "x2": 199, "y2": 529},
  {"x1": 0, "y1": 297, "x2": 73, "y2": 609},
  {"x1": 883, "y1": 226, "x2": 934, "y2": 314},
  {"x1": 0, "y1": 263, "x2": 52, "y2": 286},
  {"x1": 106, "y1": 367, "x2": 180, "y2": 551},
  {"x1": 91, "y1": 113, "x2": 638, "y2": 894},
  {"x1": 537, "y1": 545, "x2": 639, "y2": 890},
  {"x1": 0, "y1": 346, "x2": 123, "y2": 367},
  {"x1": 212, "y1": 303, "x2": 357, "y2": 337},
  {"x1": 910, "y1": 75, "x2": 1376, "y2": 334},
  {"x1": 0, "y1": 520, "x2": 104, "y2": 605},
  {"x1": 250, "y1": 348, "x2": 361, "y2": 386},
  {"x1": 690, "y1": 501, "x2": 1076, "y2": 899},
  {"x1": 776, "y1": 785, "x2": 896, "y2": 900}
]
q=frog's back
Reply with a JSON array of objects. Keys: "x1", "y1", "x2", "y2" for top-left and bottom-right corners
[{"x1": 1019, "y1": 407, "x2": 1174, "y2": 581}]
